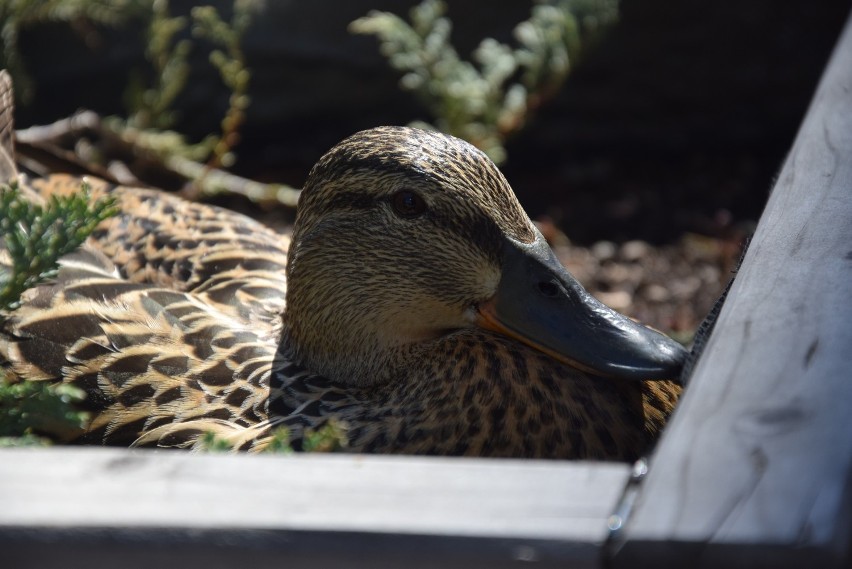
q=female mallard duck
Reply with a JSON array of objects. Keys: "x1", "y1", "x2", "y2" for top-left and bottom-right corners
[{"x1": 0, "y1": 74, "x2": 684, "y2": 460}]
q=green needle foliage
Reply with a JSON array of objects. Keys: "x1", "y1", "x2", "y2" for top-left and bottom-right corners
[
  {"x1": 198, "y1": 430, "x2": 238, "y2": 453},
  {"x1": 301, "y1": 419, "x2": 348, "y2": 453},
  {"x1": 3, "y1": 1, "x2": 278, "y2": 202},
  {"x1": 0, "y1": 379, "x2": 88, "y2": 447},
  {"x1": 0, "y1": 180, "x2": 116, "y2": 445},
  {"x1": 0, "y1": 180, "x2": 117, "y2": 311},
  {"x1": 351, "y1": 0, "x2": 619, "y2": 164},
  {"x1": 199, "y1": 420, "x2": 347, "y2": 454},
  {"x1": 263, "y1": 425, "x2": 295, "y2": 454},
  {"x1": 199, "y1": 425, "x2": 295, "y2": 454},
  {"x1": 123, "y1": 0, "x2": 193, "y2": 133},
  {"x1": 191, "y1": 1, "x2": 254, "y2": 171},
  {"x1": 122, "y1": 0, "x2": 258, "y2": 172}
]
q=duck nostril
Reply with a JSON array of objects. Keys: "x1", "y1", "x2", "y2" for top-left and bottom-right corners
[{"x1": 537, "y1": 281, "x2": 560, "y2": 298}]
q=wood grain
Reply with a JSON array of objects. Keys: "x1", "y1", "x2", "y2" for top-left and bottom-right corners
[
  {"x1": 612, "y1": 11, "x2": 852, "y2": 569},
  {"x1": 0, "y1": 448, "x2": 629, "y2": 569}
]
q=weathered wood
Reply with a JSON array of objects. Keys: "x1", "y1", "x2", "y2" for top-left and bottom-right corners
[
  {"x1": 0, "y1": 448, "x2": 629, "y2": 568},
  {"x1": 611, "y1": 11, "x2": 852, "y2": 569}
]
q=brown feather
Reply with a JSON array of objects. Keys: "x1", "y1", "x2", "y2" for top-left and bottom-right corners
[
  {"x1": 0, "y1": 70, "x2": 15, "y2": 182},
  {"x1": 1, "y1": 124, "x2": 681, "y2": 459}
]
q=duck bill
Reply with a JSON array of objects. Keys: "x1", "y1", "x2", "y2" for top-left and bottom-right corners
[{"x1": 475, "y1": 232, "x2": 687, "y2": 381}]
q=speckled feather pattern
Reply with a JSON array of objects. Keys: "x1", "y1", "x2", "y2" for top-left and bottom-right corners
[
  {"x1": 0, "y1": 71, "x2": 14, "y2": 181},
  {"x1": 0, "y1": 121, "x2": 681, "y2": 460}
]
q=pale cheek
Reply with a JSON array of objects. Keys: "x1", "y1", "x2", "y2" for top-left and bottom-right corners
[
  {"x1": 375, "y1": 297, "x2": 471, "y2": 345},
  {"x1": 480, "y1": 264, "x2": 501, "y2": 297},
  {"x1": 463, "y1": 305, "x2": 479, "y2": 325}
]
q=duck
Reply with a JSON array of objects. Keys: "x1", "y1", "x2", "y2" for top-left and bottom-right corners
[{"x1": 0, "y1": 71, "x2": 685, "y2": 460}]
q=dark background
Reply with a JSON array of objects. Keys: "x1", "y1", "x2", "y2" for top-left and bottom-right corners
[{"x1": 12, "y1": 0, "x2": 852, "y2": 243}]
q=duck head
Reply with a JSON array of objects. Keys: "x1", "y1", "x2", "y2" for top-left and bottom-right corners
[{"x1": 283, "y1": 127, "x2": 686, "y2": 387}]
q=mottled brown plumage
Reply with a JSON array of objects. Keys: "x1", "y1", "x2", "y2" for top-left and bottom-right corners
[{"x1": 0, "y1": 70, "x2": 681, "y2": 459}]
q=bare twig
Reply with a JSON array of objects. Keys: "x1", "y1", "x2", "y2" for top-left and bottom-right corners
[{"x1": 14, "y1": 110, "x2": 301, "y2": 208}]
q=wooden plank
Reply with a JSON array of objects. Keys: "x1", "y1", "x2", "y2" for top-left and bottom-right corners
[
  {"x1": 611, "y1": 11, "x2": 852, "y2": 569},
  {"x1": 0, "y1": 448, "x2": 629, "y2": 568}
]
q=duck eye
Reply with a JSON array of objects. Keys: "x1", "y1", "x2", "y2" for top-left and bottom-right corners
[{"x1": 390, "y1": 190, "x2": 427, "y2": 218}]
